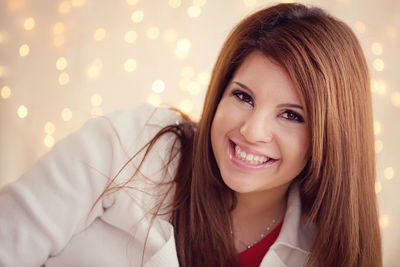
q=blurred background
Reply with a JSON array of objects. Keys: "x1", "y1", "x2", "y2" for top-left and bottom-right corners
[{"x1": 0, "y1": 0, "x2": 399, "y2": 265}]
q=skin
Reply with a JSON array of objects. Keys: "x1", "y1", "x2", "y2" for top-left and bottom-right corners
[{"x1": 210, "y1": 51, "x2": 310, "y2": 252}]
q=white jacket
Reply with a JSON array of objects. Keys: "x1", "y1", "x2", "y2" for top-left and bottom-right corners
[{"x1": 0, "y1": 104, "x2": 315, "y2": 267}]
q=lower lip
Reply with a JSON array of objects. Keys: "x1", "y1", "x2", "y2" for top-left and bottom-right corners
[{"x1": 228, "y1": 140, "x2": 278, "y2": 170}]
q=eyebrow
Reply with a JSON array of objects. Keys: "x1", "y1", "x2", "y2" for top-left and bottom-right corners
[{"x1": 232, "y1": 81, "x2": 303, "y2": 110}]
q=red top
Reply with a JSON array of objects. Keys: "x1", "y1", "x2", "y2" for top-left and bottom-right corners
[{"x1": 237, "y1": 221, "x2": 283, "y2": 267}]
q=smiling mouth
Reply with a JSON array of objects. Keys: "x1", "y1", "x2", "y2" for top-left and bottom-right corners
[{"x1": 230, "y1": 140, "x2": 275, "y2": 167}]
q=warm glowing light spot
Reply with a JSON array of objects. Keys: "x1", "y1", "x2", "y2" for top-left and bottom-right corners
[
  {"x1": 91, "y1": 107, "x2": 103, "y2": 117},
  {"x1": 152, "y1": 80, "x2": 165, "y2": 93},
  {"x1": 91, "y1": 93, "x2": 103, "y2": 106},
  {"x1": 19, "y1": 44, "x2": 30, "y2": 57},
  {"x1": 379, "y1": 215, "x2": 389, "y2": 229},
  {"x1": 391, "y1": 91, "x2": 400, "y2": 108},
  {"x1": 71, "y1": 0, "x2": 85, "y2": 7},
  {"x1": 197, "y1": 71, "x2": 210, "y2": 85},
  {"x1": 17, "y1": 105, "x2": 28, "y2": 118},
  {"x1": 147, "y1": 94, "x2": 162, "y2": 106},
  {"x1": 375, "y1": 181, "x2": 382, "y2": 194},
  {"x1": 187, "y1": 6, "x2": 201, "y2": 18},
  {"x1": 179, "y1": 99, "x2": 193, "y2": 113},
  {"x1": 181, "y1": 66, "x2": 195, "y2": 79},
  {"x1": 24, "y1": 17, "x2": 35, "y2": 31},
  {"x1": 53, "y1": 22, "x2": 65, "y2": 35},
  {"x1": 187, "y1": 81, "x2": 201, "y2": 95},
  {"x1": 373, "y1": 58, "x2": 384, "y2": 71},
  {"x1": 1, "y1": 86, "x2": 11, "y2": 99},
  {"x1": 124, "y1": 58, "x2": 137, "y2": 72},
  {"x1": 175, "y1": 38, "x2": 191, "y2": 58},
  {"x1": 94, "y1": 28, "x2": 106, "y2": 41},
  {"x1": 373, "y1": 121, "x2": 381, "y2": 136},
  {"x1": 193, "y1": 0, "x2": 206, "y2": 6},
  {"x1": 371, "y1": 42, "x2": 383, "y2": 56},
  {"x1": 58, "y1": 72, "x2": 70, "y2": 85},
  {"x1": 371, "y1": 80, "x2": 387, "y2": 95},
  {"x1": 126, "y1": 0, "x2": 139, "y2": 5},
  {"x1": 354, "y1": 21, "x2": 366, "y2": 33},
  {"x1": 58, "y1": 1, "x2": 71, "y2": 14},
  {"x1": 88, "y1": 59, "x2": 103, "y2": 79},
  {"x1": 168, "y1": 0, "x2": 182, "y2": 8},
  {"x1": 124, "y1": 31, "x2": 137, "y2": 43},
  {"x1": 44, "y1": 122, "x2": 55, "y2": 134},
  {"x1": 375, "y1": 140, "x2": 383, "y2": 153},
  {"x1": 163, "y1": 29, "x2": 178, "y2": 42},
  {"x1": 56, "y1": 57, "x2": 68, "y2": 70},
  {"x1": 61, "y1": 108, "x2": 72, "y2": 121},
  {"x1": 384, "y1": 167, "x2": 394, "y2": 180},
  {"x1": 53, "y1": 35, "x2": 65, "y2": 47},
  {"x1": 243, "y1": 0, "x2": 257, "y2": 6},
  {"x1": 131, "y1": 10, "x2": 144, "y2": 23},
  {"x1": 146, "y1": 27, "x2": 160, "y2": 40},
  {"x1": 44, "y1": 135, "x2": 55, "y2": 148}
]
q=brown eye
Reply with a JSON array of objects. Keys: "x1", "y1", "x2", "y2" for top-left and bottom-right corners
[
  {"x1": 282, "y1": 110, "x2": 304, "y2": 122},
  {"x1": 232, "y1": 90, "x2": 254, "y2": 106}
]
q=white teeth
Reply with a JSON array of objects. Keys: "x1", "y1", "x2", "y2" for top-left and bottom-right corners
[{"x1": 234, "y1": 145, "x2": 269, "y2": 165}]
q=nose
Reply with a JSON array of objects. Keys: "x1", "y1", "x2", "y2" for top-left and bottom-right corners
[{"x1": 239, "y1": 110, "x2": 274, "y2": 143}]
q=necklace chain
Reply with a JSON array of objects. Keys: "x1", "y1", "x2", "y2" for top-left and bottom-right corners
[{"x1": 231, "y1": 218, "x2": 277, "y2": 250}]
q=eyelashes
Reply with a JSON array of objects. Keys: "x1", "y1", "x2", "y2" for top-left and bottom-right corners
[
  {"x1": 232, "y1": 89, "x2": 253, "y2": 106},
  {"x1": 230, "y1": 89, "x2": 304, "y2": 123}
]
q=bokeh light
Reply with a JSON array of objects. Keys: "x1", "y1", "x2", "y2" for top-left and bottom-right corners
[
  {"x1": 88, "y1": 59, "x2": 103, "y2": 79},
  {"x1": 124, "y1": 30, "x2": 137, "y2": 43},
  {"x1": 374, "y1": 121, "x2": 382, "y2": 136},
  {"x1": 58, "y1": 1, "x2": 72, "y2": 14},
  {"x1": 175, "y1": 38, "x2": 191, "y2": 58},
  {"x1": 53, "y1": 22, "x2": 65, "y2": 35},
  {"x1": 44, "y1": 122, "x2": 55, "y2": 135},
  {"x1": 61, "y1": 108, "x2": 72, "y2": 121},
  {"x1": 384, "y1": 167, "x2": 394, "y2": 180},
  {"x1": 94, "y1": 28, "x2": 106, "y2": 41},
  {"x1": 375, "y1": 181, "x2": 382, "y2": 194},
  {"x1": 17, "y1": 105, "x2": 28, "y2": 119},
  {"x1": 44, "y1": 135, "x2": 55, "y2": 148},
  {"x1": 354, "y1": 21, "x2": 366, "y2": 33},
  {"x1": 375, "y1": 140, "x2": 383, "y2": 153},
  {"x1": 146, "y1": 27, "x2": 160, "y2": 40},
  {"x1": 131, "y1": 10, "x2": 144, "y2": 23},
  {"x1": 373, "y1": 58, "x2": 384, "y2": 71},
  {"x1": 71, "y1": 0, "x2": 85, "y2": 8},
  {"x1": 152, "y1": 80, "x2": 165, "y2": 93},
  {"x1": 56, "y1": 57, "x2": 68, "y2": 70},
  {"x1": 126, "y1": 0, "x2": 139, "y2": 5},
  {"x1": 124, "y1": 58, "x2": 137, "y2": 72},
  {"x1": 19, "y1": 44, "x2": 30, "y2": 57},
  {"x1": 91, "y1": 93, "x2": 103, "y2": 106},
  {"x1": 187, "y1": 6, "x2": 201, "y2": 18},
  {"x1": 1, "y1": 86, "x2": 11, "y2": 99},
  {"x1": 379, "y1": 215, "x2": 389, "y2": 229},
  {"x1": 23, "y1": 17, "x2": 35, "y2": 31},
  {"x1": 58, "y1": 72, "x2": 70, "y2": 85},
  {"x1": 391, "y1": 91, "x2": 400, "y2": 108},
  {"x1": 371, "y1": 42, "x2": 383, "y2": 56},
  {"x1": 169, "y1": 0, "x2": 182, "y2": 8}
]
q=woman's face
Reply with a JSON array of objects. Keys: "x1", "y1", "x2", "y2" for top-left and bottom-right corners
[{"x1": 210, "y1": 51, "x2": 310, "y2": 197}]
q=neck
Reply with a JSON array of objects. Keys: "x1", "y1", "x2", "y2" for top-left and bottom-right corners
[{"x1": 233, "y1": 184, "x2": 289, "y2": 220}]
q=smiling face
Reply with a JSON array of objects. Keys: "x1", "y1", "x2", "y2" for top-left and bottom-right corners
[{"x1": 210, "y1": 51, "x2": 310, "y2": 199}]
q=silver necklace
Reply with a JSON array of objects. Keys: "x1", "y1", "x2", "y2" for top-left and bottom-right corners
[{"x1": 231, "y1": 218, "x2": 278, "y2": 250}]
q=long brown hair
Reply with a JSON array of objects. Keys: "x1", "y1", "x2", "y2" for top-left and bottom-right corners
[
  {"x1": 103, "y1": 3, "x2": 382, "y2": 266},
  {"x1": 170, "y1": 3, "x2": 381, "y2": 266}
]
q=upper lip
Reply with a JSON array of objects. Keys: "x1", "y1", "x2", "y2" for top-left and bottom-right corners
[{"x1": 230, "y1": 139, "x2": 276, "y2": 160}]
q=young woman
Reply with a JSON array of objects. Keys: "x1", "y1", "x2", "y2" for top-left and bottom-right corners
[{"x1": 0, "y1": 3, "x2": 382, "y2": 267}]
